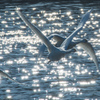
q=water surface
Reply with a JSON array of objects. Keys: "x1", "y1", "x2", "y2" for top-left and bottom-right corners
[{"x1": 0, "y1": 1, "x2": 100, "y2": 100}]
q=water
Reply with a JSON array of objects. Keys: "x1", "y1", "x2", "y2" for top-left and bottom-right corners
[{"x1": 0, "y1": 1, "x2": 100, "y2": 100}]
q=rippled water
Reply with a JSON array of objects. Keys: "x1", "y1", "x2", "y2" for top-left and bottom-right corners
[{"x1": 0, "y1": 1, "x2": 100, "y2": 100}]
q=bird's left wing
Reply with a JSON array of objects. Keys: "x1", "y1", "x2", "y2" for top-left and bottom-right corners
[{"x1": 16, "y1": 8, "x2": 54, "y2": 53}]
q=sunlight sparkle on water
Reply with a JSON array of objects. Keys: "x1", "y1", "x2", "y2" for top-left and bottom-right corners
[
  {"x1": 0, "y1": 56, "x2": 3, "y2": 60},
  {"x1": 58, "y1": 93, "x2": 63, "y2": 97},
  {"x1": 6, "y1": 89, "x2": 11, "y2": 93},
  {"x1": 66, "y1": 11, "x2": 71, "y2": 16},
  {"x1": 32, "y1": 19, "x2": 36, "y2": 24},
  {"x1": 6, "y1": 60, "x2": 13, "y2": 65},
  {"x1": 33, "y1": 79, "x2": 39, "y2": 83},
  {"x1": 16, "y1": 57, "x2": 28, "y2": 64},
  {"x1": 32, "y1": 83, "x2": 40, "y2": 87},
  {"x1": 76, "y1": 65, "x2": 81, "y2": 71},
  {"x1": 32, "y1": 68, "x2": 39, "y2": 75},
  {"x1": 32, "y1": 8, "x2": 36, "y2": 10},
  {"x1": 11, "y1": 12, "x2": 15, "y2": 15},
  {"x1": 81, "y1": 69, "x2": 88, "y2": 74},
  {"x1": 69, "y1": 16, "x2": 73, "y2": 19},
  {"x1": 20, "y1": 25, "x2": 26, "y2": 29},
  {"x1": 78, "y1": 80, "x2": 96, "y2": 86},
  {"x1": 39, "y1": 20, "x2": 46, "y2": 24},
  {"x1": 7, "y1": 95, "x2": 12, "y2": 99},
  {"x1": 3, "y1": 49, "x2": 10, "y2": 54},
  {"x1": 1, "y1": 20, "x2": 7, "y2": 24},
  {"x1": 21, "y1": 75, "x2": 29, "y2": 80},
  {"x1": 22, "y1": 68, "x2": 28, "y2": 73},
  {"x1": 4, "y1": 70, "x2": 9, "y2": 73},
  {"x1": 59, "y1": 81, "x2": 68, "y2": 87},
  {"x1": 33, "y1": 89, "x2": 41, "y2": 93},
  {"x1": 63, "y1": 87, "x2": 78, "y2": 92},
  {"x1": 52, "y1": 22, "x2": 62, "y2": 27},
  {"x1": 80, "y1": 8, "x2": 84, "y2": 11}
]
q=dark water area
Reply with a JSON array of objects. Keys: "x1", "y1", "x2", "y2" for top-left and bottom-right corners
[
  {"x1": 0, "y1": 0, "x2": 100, "y2": 100},
  {"x1": 0, "y1": 0, "x2": 100, "y2": 7}
]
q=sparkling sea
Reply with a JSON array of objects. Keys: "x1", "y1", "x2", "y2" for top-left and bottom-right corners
[{"x1": 0, "y1": 1, "x2": 100, "y2": 100}]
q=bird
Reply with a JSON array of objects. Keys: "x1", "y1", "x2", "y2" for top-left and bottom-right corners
[
  {"x1": 40, "y1": 34, "x2": 99, "y2": 71},
  {"x1": 16, "y1": 8, "x2": 99, "y2": 70}
]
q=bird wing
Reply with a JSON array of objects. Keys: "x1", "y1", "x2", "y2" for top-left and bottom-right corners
[
  {"x1": 61, "y1": 9, "x2": 92, "y2": 50},
  {"x1": 0, "y1": 70, "x2": 25, "y2": 85},
  {"x1": 16, "y1": 9, "x2": 54, "y2": 53},
  {"x1": 77, "y1": 42, "x2": 99, "y2": 71},
  {"x1": 39, "y1": 34, "x2": 65, "y2": 56}
]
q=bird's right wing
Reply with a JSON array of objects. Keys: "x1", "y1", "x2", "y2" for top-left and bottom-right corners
[
  {"x1": 16, "y1": 8, "x2": 54, "y2": 53},
  {"x1": 39, "y1": 34, "x2": 65, "y2": 56},
  {"x1": 77, "y1": 42, "x2": 99, "y2": 71},
  {"x1": 61, "y1": 9, "x2": 92, "y2": 50}
]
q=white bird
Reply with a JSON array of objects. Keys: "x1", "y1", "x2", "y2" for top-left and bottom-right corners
[{"x1": 16, "y1": 8, "x2": 99, "y2": 70}]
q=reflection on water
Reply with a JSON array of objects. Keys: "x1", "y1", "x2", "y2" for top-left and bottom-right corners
[{"x1": 0, "y1": 1, "x2": 100, "y2": 100}]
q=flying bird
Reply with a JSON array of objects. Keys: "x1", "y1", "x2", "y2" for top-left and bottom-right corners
[{"x1": 16, "y1": 8, "x2": 99, "y2": 71}]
